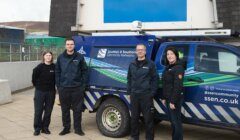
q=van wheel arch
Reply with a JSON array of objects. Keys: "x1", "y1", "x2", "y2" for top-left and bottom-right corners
[{"x1": 96, "y1": 96, "x2": 130, "y2": 137}]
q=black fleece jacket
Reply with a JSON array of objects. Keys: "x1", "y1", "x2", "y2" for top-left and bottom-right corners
[
  {"x1": 55, "y1": 50, "x2": 88, "y2": 88},
  {"x1": 162, "y1": 61, "x2": 185, "y2": 104},
  {"x1": 32, "y1": 63, "x2": 55, "y2": 92},
  {"x1": 127, "y1": 58, "x2": 159, "y2": 96}
]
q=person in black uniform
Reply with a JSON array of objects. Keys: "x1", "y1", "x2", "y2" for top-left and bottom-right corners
[
  {"x1": 32, "y1": 51, "x2": 56, "y2": 136},
  {"x1": 127, "y1": 44, "x2": 159, "y2": 140},
  {"x1": 55, "y1": 38, "x2": 88, "y2": 136},
  {"x1": 162, "y1": 47, "x2": 185, "y2": 140}
]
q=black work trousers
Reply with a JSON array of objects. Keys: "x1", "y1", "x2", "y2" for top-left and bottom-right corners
[
  {"x1": 130, "y1": 93, "x2": 154, "y2": 140},
  {"x1": 166, "y1": 99, "x2": 183, "y2": 140},
  {"x1": 58, "y1": 87, "x2": 84, "y2": 131},
  {"x1": 34, "y1": 89, "x2": 56, "y2": 131}
]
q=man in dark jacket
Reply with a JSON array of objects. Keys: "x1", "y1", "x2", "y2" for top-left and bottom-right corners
[
  {"x1": 55, "y1": 38, "x2": 88, "y2": 136},
  {"x1": 127, "y1": 44, "x2": 159, "y2": 140}
]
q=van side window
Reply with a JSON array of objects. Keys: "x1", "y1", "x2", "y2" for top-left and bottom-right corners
[{"x1": 195, "y1": 45, "x2": 240, "y2": 75}]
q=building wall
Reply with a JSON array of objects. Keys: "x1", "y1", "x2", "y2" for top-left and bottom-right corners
[
  {"x1": 0, "y1": 28, "x2": 25, "y2": 43},
  {"x1": 217, "y1": 0, "x2": 240, "y2": 34},
  {"x1": 49, "y1": 0, "x2": 77, "y2": 37},
  {"x1": 49, "y1": 0, "x2": 240, "y2": 36}
]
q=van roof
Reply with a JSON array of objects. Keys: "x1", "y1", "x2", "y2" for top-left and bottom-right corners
[{"x1": 163, "y1": 41, "x2": 235, "y2": 47}]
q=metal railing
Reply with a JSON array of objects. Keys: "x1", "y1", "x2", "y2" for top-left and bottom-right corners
[{"x1": 0, "y1": 42, "x2": 65, "y2": 62}]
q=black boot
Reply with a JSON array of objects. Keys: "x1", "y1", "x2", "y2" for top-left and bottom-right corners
[
  {"x1": 75, "y1": 129, "x2": 85, "y2": 136},
  {"x1": 33, "y1": 131, "x2": 40, "y2": 136},
  {"x1": 59, "y1": 129, "x2": 70, "y2": 135},
  {"x1": 41, "y1": 128, "x2": 51, "y2": 134}
]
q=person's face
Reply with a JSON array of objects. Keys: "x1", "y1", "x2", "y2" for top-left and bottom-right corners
[
  {"x1": 136, "y1": 45, "x2": 146, "y2": 59},
  {"x1": 44, "y1": 53, "x2": 52, "y2": 63},
  {"x1": 65, "y1": 40, "x2": 75, "y2": 52},
  {"x1": 167, "y1": 50, "x2": 177, "y2": 64}
]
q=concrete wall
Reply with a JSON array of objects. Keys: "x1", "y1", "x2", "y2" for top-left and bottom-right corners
[{"x1": 0, "y1": 61, "x2": 40, "y2": 92}]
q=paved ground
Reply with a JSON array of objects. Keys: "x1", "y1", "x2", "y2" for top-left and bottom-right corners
[{"x1": 0, "y1": 89, "x2": 239, "y2": 140}]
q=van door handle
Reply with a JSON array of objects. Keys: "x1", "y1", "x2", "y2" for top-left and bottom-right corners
[{"x1": 187, "y1": 77, "x2": 204, "y2": 83}]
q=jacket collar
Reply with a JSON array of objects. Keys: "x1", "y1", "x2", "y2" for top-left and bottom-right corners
[
  {"x1": 132, "y1": 57, "x2": 148, "y2": 66},
  {"x1": 63, "y1": 50, "x2": 77, "y2": 58},
  {"x1": 166, "y1": 60, "x2": 182, "y2": 69}
]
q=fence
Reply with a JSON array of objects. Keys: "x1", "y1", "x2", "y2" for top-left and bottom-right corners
[{"x1": 0, "y1": 42, "x2": 65, "y2": 62}]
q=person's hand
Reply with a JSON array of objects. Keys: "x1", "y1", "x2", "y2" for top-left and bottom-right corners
[
  {"x1": 170, "y1": 103, "x2": 176, "y2": 110},
  {"x1": 162, "y1": 99, "x2": 166, "y2": 105}
]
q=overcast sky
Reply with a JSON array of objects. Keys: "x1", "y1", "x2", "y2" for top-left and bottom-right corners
[{"x1": 0, "y1": 0, "x2": 51, "y2": 22}]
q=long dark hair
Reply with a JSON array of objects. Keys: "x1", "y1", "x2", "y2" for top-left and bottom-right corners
[
  {"x1": 42, "y1": 51, "x2": 53, "y2": 63},
  {"x1": 164, "y1": 47, "x2": 179, "y2": 65}
]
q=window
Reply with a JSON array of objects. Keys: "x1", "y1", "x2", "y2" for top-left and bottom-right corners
[{"x1": 195, "y1": 45, "x2": 240, "y2": 75}]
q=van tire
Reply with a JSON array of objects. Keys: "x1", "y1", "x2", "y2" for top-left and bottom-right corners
[{"x1": 96, "y1": 98, "x2": 130, "y2": 137}]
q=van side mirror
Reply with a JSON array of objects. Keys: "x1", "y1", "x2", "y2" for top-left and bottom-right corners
[
  {"x1": 237, "y1": 68, "x2": 240, "y2": 74},
  {"x1": 161, "y1": 58, "x2": 167, "y2": 66},
  {"x1": 237, "y1": 59, "x2": 240, "y2": 66},
  {"x1": 179, "y1": 59, "x2": 187, "y2": 70}
]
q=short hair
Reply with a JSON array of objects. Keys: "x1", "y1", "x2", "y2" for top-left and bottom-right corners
[
  {"x1": 136, "y1": 44, "x2": 146, "y2": 49},
  {"x1": 65, "y1": 38, "x2": 75, "y2": 44},
  {"x1": 42, "y1": 51, "x2": 54, "y2": 63}
]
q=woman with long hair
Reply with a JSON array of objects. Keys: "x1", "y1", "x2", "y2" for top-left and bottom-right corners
[{"x1": 32, "y1": 51, "x2": 56, "y2": 136}]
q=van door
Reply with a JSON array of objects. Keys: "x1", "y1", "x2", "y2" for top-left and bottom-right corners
[
  {"x1": 88, "y1": 46, "x2": 136, "y2": 88},
  {"x1": 186, "y1": 44, "x2": 240, "y2": 126},
  {"x1": 87, "y1": 36, "x2": 156, "y2": 89}
]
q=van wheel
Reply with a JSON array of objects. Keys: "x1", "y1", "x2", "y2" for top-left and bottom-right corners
[{"x1": 96, "y1": 98, "x2": 130, "y2": 137}]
